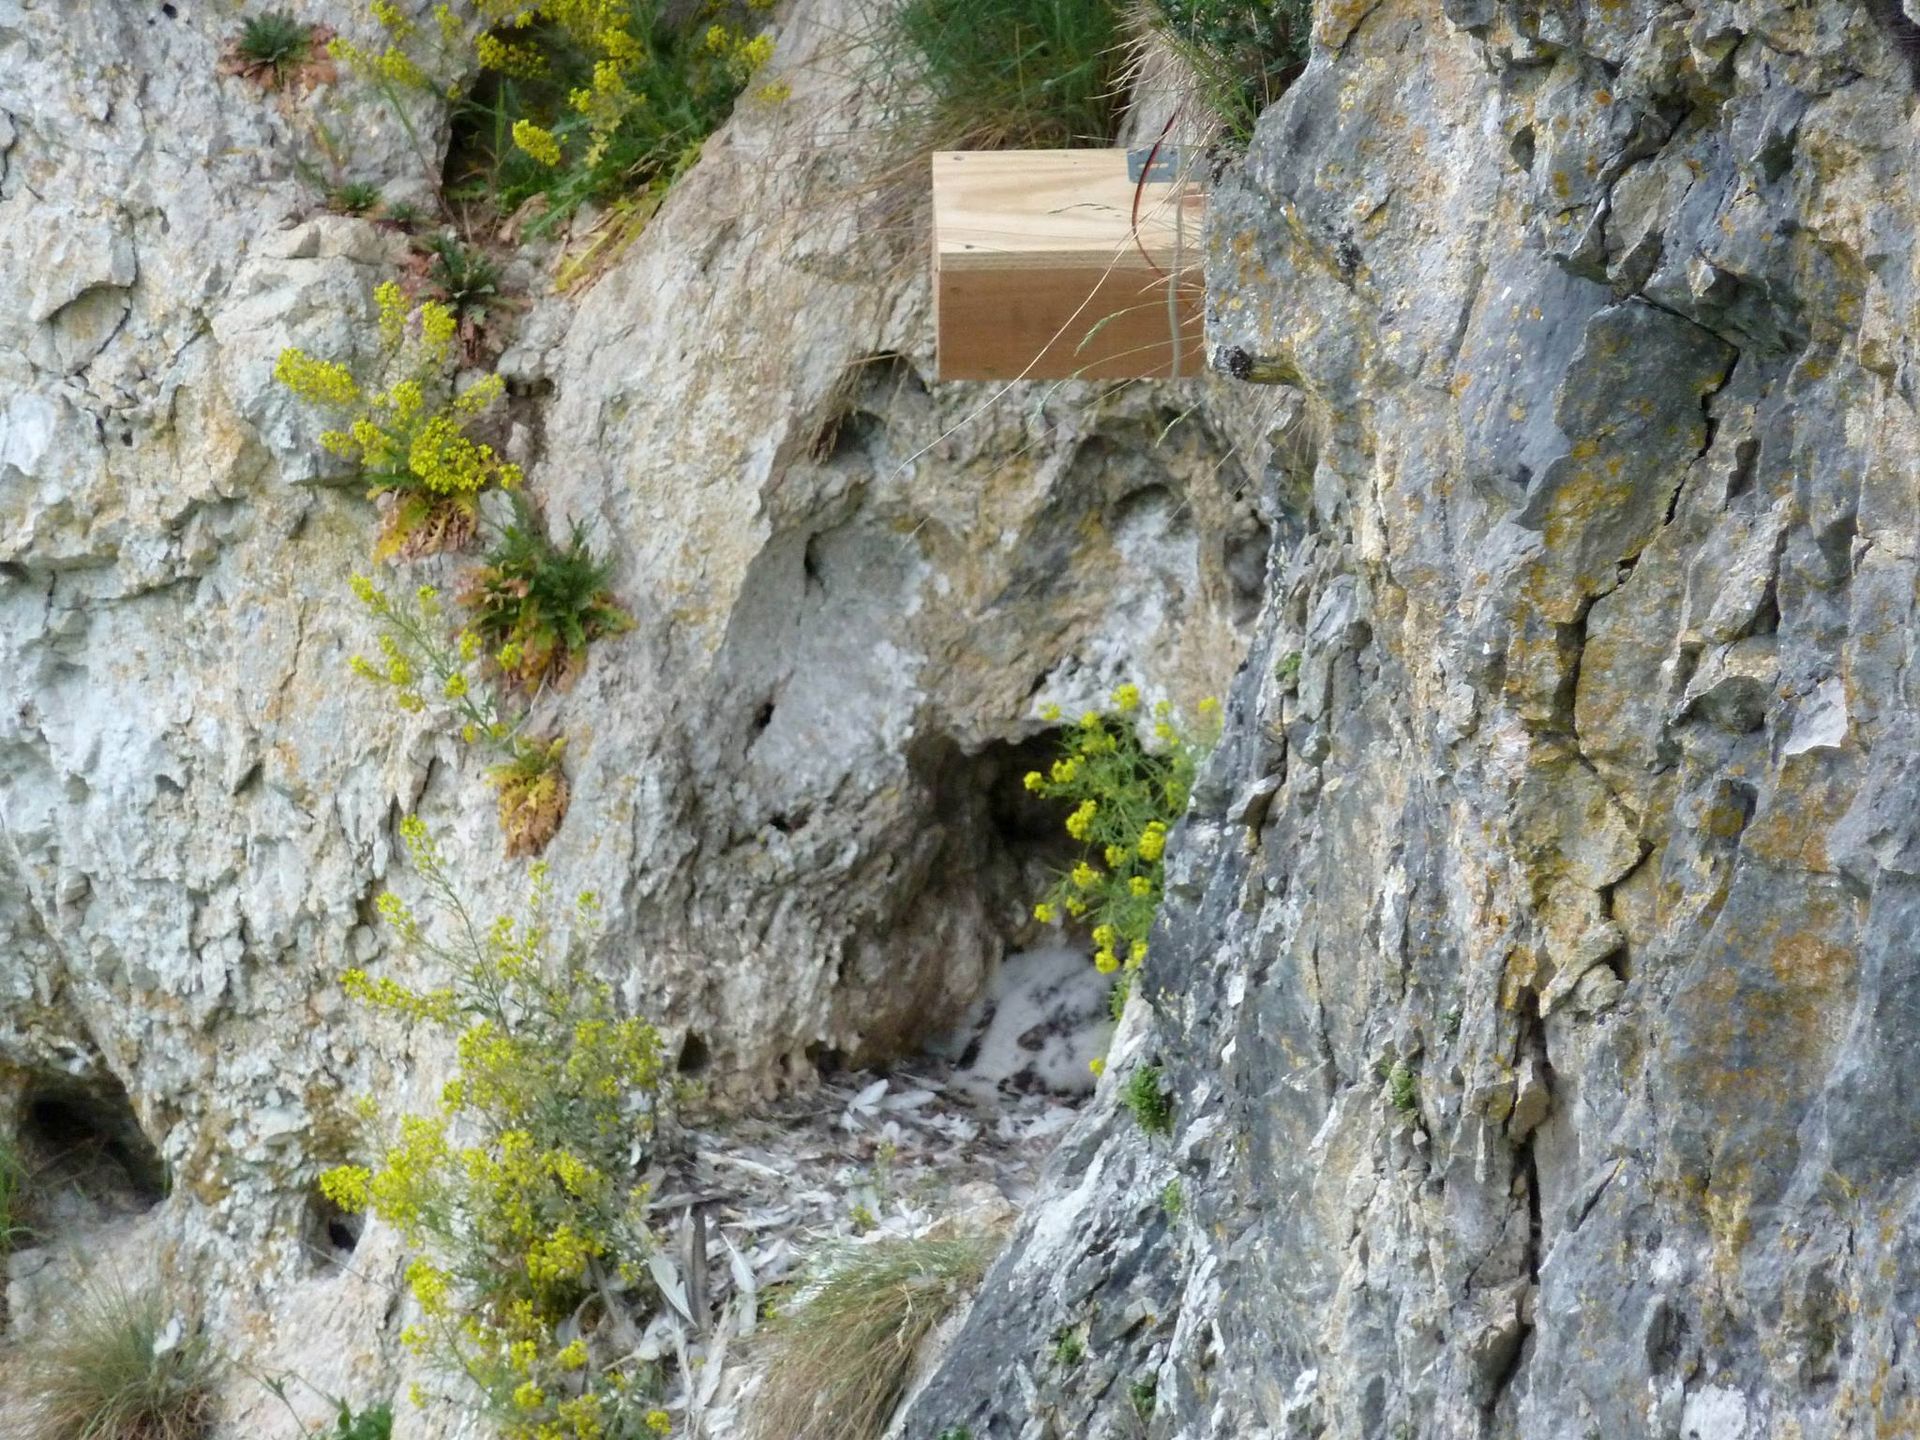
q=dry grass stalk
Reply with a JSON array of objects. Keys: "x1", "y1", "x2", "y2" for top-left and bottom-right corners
[
  {"x1": 11, "y1": 1275, "x2": 220, "y2": 1440},
  {"x1": 747, "y1": 1230, "x2": 1001, "y2": 1440}
]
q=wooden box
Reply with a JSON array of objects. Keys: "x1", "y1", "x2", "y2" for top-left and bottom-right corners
[{"x1": 932, "y1": 149, "x2": 1205, "y2": 382}]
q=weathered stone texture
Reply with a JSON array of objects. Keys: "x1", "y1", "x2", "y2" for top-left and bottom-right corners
[
  {"x1": 0, "y1": 0, "x2": 1256, "y2": 1427},
  {"x1": 901, "y1": 3, "x2": 1920, "y2": 1437}
]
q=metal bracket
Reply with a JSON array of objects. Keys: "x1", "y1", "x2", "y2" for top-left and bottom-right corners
[{"x1": 1127, "y1": 145, "x2": 1184, "y2": 183}]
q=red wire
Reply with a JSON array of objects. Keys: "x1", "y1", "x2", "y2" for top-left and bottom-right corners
[{"x1": 1130, "y1": 111, "x2": 1181, "y2": 279}]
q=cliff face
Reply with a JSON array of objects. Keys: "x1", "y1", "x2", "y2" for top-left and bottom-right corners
[
  {"x1": 902, "y1": 3, "x2": 1920, "y2": 1437},
  {"x1": 0, "y1": 0, "x2": 1256, "y2": 1423},
  {"x1": 7, "y1": 0, "x2": 1920, "y2": 1434}
]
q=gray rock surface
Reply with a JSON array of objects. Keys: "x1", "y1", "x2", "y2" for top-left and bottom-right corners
[
  {"x1": 7, "y1": 0, "x2": 1919, "y2": 1433},
  {"x1": 900, "y1": 2, "x2": 1920, "y2": 1437},
  {"x1": 0, "y1": 0, "x2": 1255, "y2": 1428}
]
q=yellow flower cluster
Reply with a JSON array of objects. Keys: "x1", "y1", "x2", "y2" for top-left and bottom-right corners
[
  {"x1": 703, "y1": 24, "x2": 774, "y2": 80},
  {"x1": 480, "y1": 34, "x2": 548, "y2": 77},
  {"x1": 343, "y1": 966, "x2": 455, "y2": 1023},
  {"x1": 513, "y1": 118, "x2": 564, "y2": 167},
  {"x1": 1138, "y1": 820, "x2": 1169, "y2": 862},
  {"x1": 408, "y1": 413, "x2": 520, "y2": 496},
  {"x1": 277, "y1": 285, "x2": 523, "y2": 559},
  {"x1": 339, "y1": 0, "x2": 777, "y2": 235},
  {"x1": 274, "y1": 349, "x2": 361, "y2": 408},
  {"x1": 526, "y1": 1223, "x2": 601, "y2": 1287},
  {"x1": 1023, "y1": 686, "x2": 1218, "y2": 994}
]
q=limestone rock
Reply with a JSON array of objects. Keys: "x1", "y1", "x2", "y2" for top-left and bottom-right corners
[
  {"x1": 0, "y1": 0, "x2": 1259, "y2": 1428},
  {"x1": 900, "y1": 3, "x2": 1920, "y2": 1437}
]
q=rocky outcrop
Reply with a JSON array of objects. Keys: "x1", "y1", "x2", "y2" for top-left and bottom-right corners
[
  {"x1": 11, "y1": 0, "x2": 1919, "y2": 1433},
  {"x1": 0, "y1": 0, "x2": 1257, "y2": 1427},
  {"x1": 901, "y1": 3, "x2": 1920, "y2": 1437}
]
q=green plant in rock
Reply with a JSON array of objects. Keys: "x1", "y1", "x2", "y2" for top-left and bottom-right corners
[
  {"x1": 14, "y1": 1277, "x2": 221, "y2": 1440},
  {"x1": 488, "y1": 733, "x2": 574, "y2": 861},
  {"x1": 233, "y1": 11, "x2": 316, "y2": 87},
  {"x1": 1049, "y1": 1325, "x2": 1085, "y2": 1368},
  {"x1": 1026, "y1": 685, "x2": 1217, "y2": 978},
  {"x1": 346, "y1": 574, "x2": 571, "y2": 857},
  {"x1": 1160, "y1": 1177, "x2": 1183, "y2": 1219},
  {"x1": 1129, "y1": 1377, "x2": 1158, "y2": 1418},
  {"x1": 256, "y1": 1372, "x2": 395, "y2": 1440},
  {"x1": 1387, "y1": 1061, "x2": 1418, "y2": 1115},
  {"x1": 423, "y1": 232, "x2": 503, "y2": 324},
  {"x1": 1121, "y1": 1063, "x2": 1173, "y2": 1136},
  {"x1": 338, "y1": 0, "x2": 776, "y2": 236},
  {"x1": 457, "y1": 495, "x2": 634, "y2": 696},
  {"x1": 384, "y1": 199, "x2": 429, "y2": 229},
  {"x1": 1143, "y1": 0, "x2": 1312, "y2": 139},
  {"x1": 871, "y1": 0, "x2": 1129, "y2": 151},
  {"x1": 276, "y1": 281, "x2": 521, "y2": 560},
  {"x1": 320, "y1": 819, "x2": 670, "y2": 1440},
  {"x1": 325, "y1": 1401, "x2": 395, "y2": 1440},
  {"x1": 1273, "y1": 649, "x2": 1302, "y2": 686},
  {"x1": 747, "y1": 1232, "x2": 1000, "y2": 1440},
  {"x1": 329, "y1": 180, "x2": 386, "y2": 216}
]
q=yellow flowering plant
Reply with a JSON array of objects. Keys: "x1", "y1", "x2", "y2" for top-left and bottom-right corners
[
  {"x1": 275, "y1": 281, "x2": 522, "y2": 560},
  {"x1": 1025, "y1": 686, "x2": 1217, "y2": 986},
  {"x1": 344, "y1": 0, "x2": 778, "y2": 233},
  {"x1": 345, "y1": 573, "x2": 575, "y2": 857},
  {"x1": 320, "y1": 818, "x2": 671, "y2": 1440}
]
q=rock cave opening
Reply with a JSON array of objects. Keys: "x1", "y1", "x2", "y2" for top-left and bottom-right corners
[
  {"x1": 905, "y1": 727, "x2": 1115, "y2": 1100},
  {"x1": 13, "y1": 1070, "x2": 168, "y2": 1225}
]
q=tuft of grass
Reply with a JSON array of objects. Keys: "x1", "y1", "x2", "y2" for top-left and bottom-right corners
[
  {"x1": 235, "y1": 12, "x2": 312, "y2": 80},
  {"x1": 749, "y1": 1232, "x2": 1000, "y2": 1440},
  {"x1": 15, "y1": 1278, "x2": 221, "y2": 1440},
  {"x1": 1129, "y1": 1377, "x2": 1158, "y2": 1417},
  {"x1": 1141, "y1": 0, "x2": 1311, "y2": 139},
  {"x1": 422, "y1": 233, "x2": 501, "y2": 322},
  {"x1": 1121, "y1": 1063, "x2": 1173, "y2": 1136},
  {"x1": 328, "y1": 181, "x2": 383, "y2": 216},
  {"x1": 870, "y1": 0, "x2": 1131, "y2": 151},
  {"x1": 459, "y1": 495, "x2": 633, "y2": 696},
  {"x1": 1160, "y1": 1177, "x2": 1183, "y2": 1219},
  {"x1": 381, "y1": 200, "x2": 427, "y2": 230},
  {"x1": 0, "y1": 1134, "x2": 28, "y2": 1255},
  {"x1": 1049, "y1": 1325, "x2": 1085, "y2": 1367},
  {"x1": 1387, "y1": 1061, "x2": 1418, "y2": 1115}
]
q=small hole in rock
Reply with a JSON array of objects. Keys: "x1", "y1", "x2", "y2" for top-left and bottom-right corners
[
  {"x1": 677, "y1": 1032, "x2": 712, "y2": 1074},
  {"x1": 1510, "y1": 125, "x2": 1536, "y2": 173},
  {"x1": 303, "y1": 1184, "x2": 364, "y2": 1271},
  {"x1": 1224, "y1": 518, "x2": 1273, "y2": 626}
]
